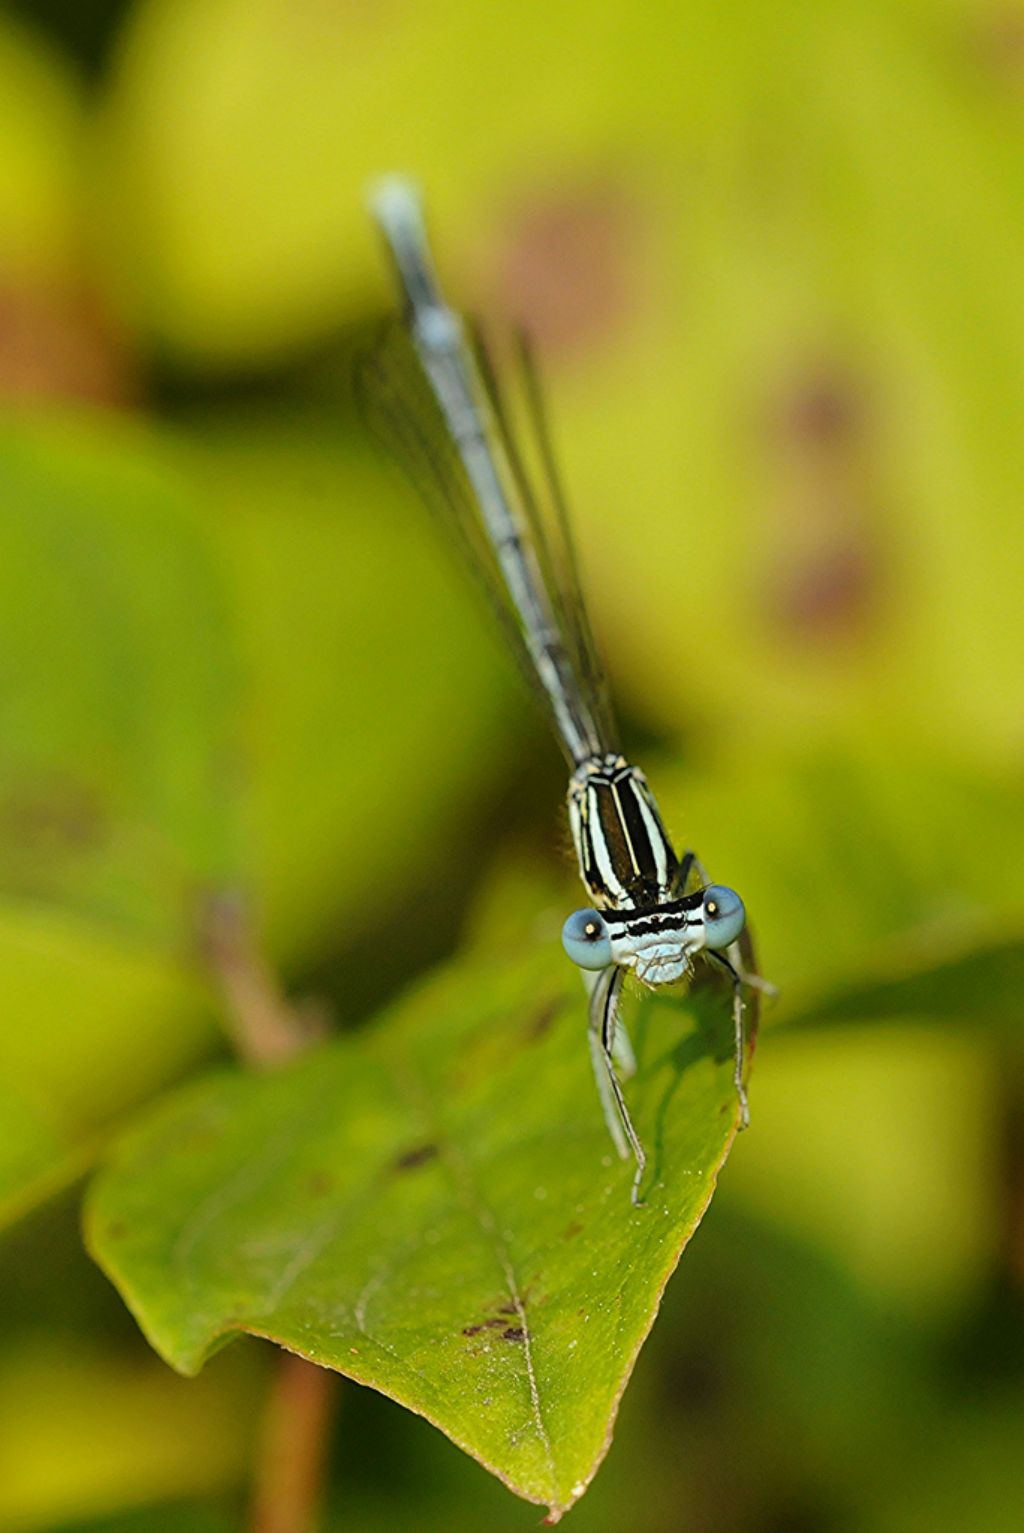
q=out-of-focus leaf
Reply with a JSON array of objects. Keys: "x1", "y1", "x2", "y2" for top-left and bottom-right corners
[
  {"x1": 782, "y1": 936, "x2": 1024, "y2": 1033},
  {"x1": 850, "y1": 1398, "x2": 1024, "y2": 1533},
  {"x1": 61, "y1": 1508, "x2": 237, "y2": 1533},
  {"x1": 0, "y1": 398, "x2": 522, "y2": 1228},
  {"x1": 529, "y1": 2, "x2": 1024, "y2": 771},
  {"x1": 0, "y1": 16, "x2": 83, "y2": 286},
  {"x1": 653, "y1": 732, "x2": 1024, "y2": 1006},
  {"x1": 0, "y1": 1339, "x2": 257, "y2": 1533},
  {"x1": 0, "y1": 1077, "x2": 77, "y2": 1228},
  {"x1": 94, "y1": 0, "x2": 1024, "y2": 772},
  {"x1": 0, "y1": 413, "x2": 237, "y2": 1224},
  {"x1": 725, "y1": 1023, "x2": 998, "y2": 1316},
  {"x1": 0, "y1": 17, "x2": 132, "y2": 404},
  {"x1": 0, "y1": 902, "x2": 216, "y2": 1230},
  {"x1": 178, "y1": 410, "x2": 518, "y2": 967},
  {"x1": 87, "y1": 941, "x2": 754, "y2": 1519},
  {"x1": 0, "y1": 415, "x2": 239, "y2": 944},
  {"x1": 95, "y1": 0, "x2": 695, "y2": 363}
]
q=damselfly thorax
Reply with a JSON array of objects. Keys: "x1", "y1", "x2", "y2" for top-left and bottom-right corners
[
  {"x1": 569, "y1": 754, "x2": 678, "y2": 910},
  {"x1": 567, "y1": 753, "x2": 744, "y2": 986}
]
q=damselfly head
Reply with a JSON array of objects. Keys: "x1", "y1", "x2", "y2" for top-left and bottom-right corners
[{"x1": 562, "y1": 883, "x2": 747, "y2": 985}]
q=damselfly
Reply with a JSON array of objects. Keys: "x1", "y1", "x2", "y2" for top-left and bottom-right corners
[{"x1": 368, "y1": 178, "x2": 761, "y2": 1205}]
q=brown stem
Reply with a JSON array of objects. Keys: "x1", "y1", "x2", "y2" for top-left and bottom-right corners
[
  {"x1": 199, "y1": 891, "x2": 337, "y2": 1533},
  {"x1": 201, "y1": 892, "x2": 326, "y2": 1069},
  {"x1": 248, "y1": 1350, "x2": 336, "y2": 1533}
]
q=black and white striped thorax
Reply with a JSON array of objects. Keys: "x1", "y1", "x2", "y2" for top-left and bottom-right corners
[{"x1": 568, "y1": 753, "x2": 680, "y2": 911}]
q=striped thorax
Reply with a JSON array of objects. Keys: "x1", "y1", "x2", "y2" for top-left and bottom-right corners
[
  {"x1": 568, "y1": 754, "x2": 678, "y2": 910},
  {"x1": 566, "y1": 754, "x2": 743, "y2": 986}
]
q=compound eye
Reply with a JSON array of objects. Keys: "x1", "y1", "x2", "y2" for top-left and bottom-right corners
[
  {"x1": 702, "y1": 885, "x2": 745, "y2": 950},
  {"x1": 561, "y1": 908, "x2": 612, "y2": 970}
]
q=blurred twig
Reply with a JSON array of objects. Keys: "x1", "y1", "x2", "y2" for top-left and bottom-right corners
[
  {"x1": 249, "y1": 1350, "x2": 336, "y2": 1533},
  {"x1": 201, "y1": 892, "x2": 328, "y2": 1068},
  {"x1": 200, "y1": 891, "x2": 336, "y2": 1533}
]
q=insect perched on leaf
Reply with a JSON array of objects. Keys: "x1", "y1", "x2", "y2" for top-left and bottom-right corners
[{"x1": 367, "y1": 178, "x2": 768, "y2": 1203}]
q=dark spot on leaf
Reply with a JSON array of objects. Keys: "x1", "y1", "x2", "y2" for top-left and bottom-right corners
[
  {"x1": 0, "y1": 777, "x2": 107, "y2": 861},
  {"x1": 964, "y1": 7, "x2": 1024, "y2": 88},
  {"x1": 770, "y1": 537, "x2": 876, "y2": 641},
  {"x1": 490, "y1": 178, "x2": 646, "y2": 359},
  {"x1": 463, "y1": 1316, "x2": 509, "y2": 1336},
  {"x1": 562, "y1": 1220, "x2": 583, "y2": 1240},
  {"x1": 781, "y1": 369, "x2": 861, "y2": 448},
  {"x1": 106, "y1": 1221, "x2": 127, "y2": 1241},
  {"x1": 661, "y1": 1338, "x2": 729, "y2": 1415},
  {"x1": 525, "y1": 996, "x2": 561, "y2": 1042},
  {"x1": 502, "y1": 1326, "x2": 526, "y2": 1343},
  {"x1": 306, "y1": 1170, "x2": 335, "y2": 1196},
  {"x1": 757, "y1": 363, "x2": 882, "y2": 643},
  {"x1": 497, "y1": 1301, "x2": 519, "y2": 1316},
  {"x1": 0, "y1": 279, "x2": 135, "y2": 405},
  {"x1": 394, "y1": 1142, "x2": 439, "y2": 1172}
]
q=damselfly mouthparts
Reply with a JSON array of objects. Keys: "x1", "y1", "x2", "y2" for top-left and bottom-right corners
[{"x1": 368, "y1": 178, "x2": 763, "y2": 1205}]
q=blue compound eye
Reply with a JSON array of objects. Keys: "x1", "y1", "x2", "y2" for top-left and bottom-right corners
[
  {"x1": 702, "y1": 885, "x2": 745, "y2": 950},
  {"x1": 562, "y1": 908, "x2": 612, "y2": 970}
]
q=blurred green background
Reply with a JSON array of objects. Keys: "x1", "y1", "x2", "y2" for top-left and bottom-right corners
[{"x1": 1, "y1": 0, "x2": 1023, "y2": 1528}]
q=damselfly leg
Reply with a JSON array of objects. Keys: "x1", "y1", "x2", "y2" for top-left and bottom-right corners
[{"x1": 587, "y1": 965, "x2": 647, "y2": 1206}]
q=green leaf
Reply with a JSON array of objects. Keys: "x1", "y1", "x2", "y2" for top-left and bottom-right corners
[
  {"x1": 178, "y1": 411, "x2": 519, "y2": 967},
  {"x1": 0, "y1": 1075, "x2": 81, "y2": 1226},
  {"x1": 0, "y1": 404, "x2": 517, "y2": 1230},
  {"x1": 0, "y1": 1338, "x2": 257, "y2": 1532},
  {"x1": 655, "y1": 733, "x2": 1024, "y2": 1008},
  {"x1": 0, "y1": 414, "x2": 239, "y2": 945},
  {"x1": 780, "y1": 935, "x2": 1024, "y2": 1033},
  {"x1": 86, "y1": 941, "x2": 753, "y2": 1519},
  {"x1": 0, "y1": 413, "x2": 237, "y2": 1224},
  {"x1": 0, "y1": 14, "x2": 84, "y2": 287},
  {"x1": 0, "y1": 901, "x2": 217, "y2": 1230}
]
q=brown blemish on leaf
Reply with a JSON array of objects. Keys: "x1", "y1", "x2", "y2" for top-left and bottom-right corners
[
  {"x1": 525, "y1": 996, "x2": 562, "y2": 1043},
  {"x1": 562, "y1": 1220, "x2": 583, "y2": 1240},
  {"x1": 502, "y1": 1326, "x2": 526, "y2": 1343},
  {"x1": 393, "y1": 1142, "x2": 439, "y2": 1172},
  {"x1": 306, "y1": 1170, "x2": 335, "y2": 1197},
  {"x1": 489, "y1": 179, "x2": 646, "y2": 359},
  {"x1": 0, "y1": 777, "x2": 107, "y2": 859},
  {"x1": 757, "y1": 361, "x2": 882, "y2": 643},
  {"x1": 964, "y1": 7, "x2": 1024, "y2": 89},
  {"x1": 462, "y1": 1317, "x2": 507, "y2": 1337},
  {"x1": 773, "y1": 537, "x2": 877, "y2": 639},
  {"x1": 0, "y1": 279, "x2": 135, "y2": 405},
  {"x1": 782, "y1": 369, "x2": 861, "y2": 447}
]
